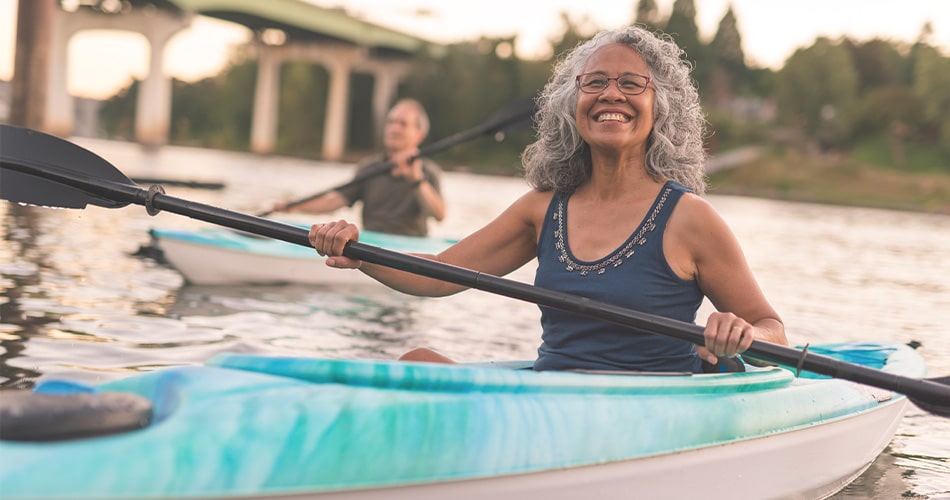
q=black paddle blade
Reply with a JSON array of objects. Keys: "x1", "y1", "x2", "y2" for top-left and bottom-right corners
[
  {"x1": 0, "y1": 125, "x2": 131, "y2": 209},
  {"x1": 911, "y1": 376, "x2": 950, "y2": 417}
]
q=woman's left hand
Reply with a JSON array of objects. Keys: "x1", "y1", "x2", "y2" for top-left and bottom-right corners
[
  {"x1": 697, "y1": 312, "x2": 755, "y2": 365},
  {"x1": 308, "y1": 220, "x2": 363, "y2": 269}
]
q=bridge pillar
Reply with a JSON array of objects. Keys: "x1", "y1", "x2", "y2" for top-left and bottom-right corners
[
  {"x1": 45, "y1": 8, "x2": 78, "y2": 137},
  {"x1": 10, "y1": 0, "x2": 56, "y2": 130},
  {"x1": 363, "y1": 61, "x2": 410, "y2": 147},
  {"x1": 135, "y1": 14, "x2": 188, "y2": 147},
  {"x1": 271, "y1": 42, "x2": 368, "y2": 161},
  {"x1": 322, "y1": 56, "x2": 352, "y2": 162},
  {"x1": 245, "y1": 37, "x2": 418, "y2": 160},
  {"x1": 44, "y1": 6, "x2": 191, "y2": 141},
  {"x1": 250, "y1": 44, "x2": 280, "y2": 154}
]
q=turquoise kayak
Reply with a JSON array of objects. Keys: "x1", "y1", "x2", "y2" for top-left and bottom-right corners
[
  {"x1": 0, "y1": 341, "x2": 925, "y2": 499},
  {"x1": 147, "y1": 227, "x2": 458, "y2": 285}
]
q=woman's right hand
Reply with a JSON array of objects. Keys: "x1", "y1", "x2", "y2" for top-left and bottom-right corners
[{"x1": 308, "y1": 220, "x2": 363, "y2": 269}]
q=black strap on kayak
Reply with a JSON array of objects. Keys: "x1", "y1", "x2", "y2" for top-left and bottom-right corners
[{"x1": 701, "y1": 356, "x2": 747, "y2": 373}]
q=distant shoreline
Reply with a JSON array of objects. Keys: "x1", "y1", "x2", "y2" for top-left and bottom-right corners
[{"x1": 707, "y1": 149, "x2": 950, "y2": 216}]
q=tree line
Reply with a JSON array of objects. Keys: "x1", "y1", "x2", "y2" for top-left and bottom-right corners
[{"x1": 99, "y1": 0, "x2": 950, "y2": 174}]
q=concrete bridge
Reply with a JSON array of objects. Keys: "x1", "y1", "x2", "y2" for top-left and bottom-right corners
[{"x1": 39, "y1": 0, "x2": 437, "y2": 160}]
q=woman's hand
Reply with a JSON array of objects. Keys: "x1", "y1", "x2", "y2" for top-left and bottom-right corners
[
  {"x1": 696, "y1": 312, "x2": 755, "y2": 365},
  {"x1": 308, "y1": 220, "x2": 363, "y2": 269}
]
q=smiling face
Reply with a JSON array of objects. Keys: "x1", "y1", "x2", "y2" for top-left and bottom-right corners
[{"x1": 575, "y1": 43, "x2": 655, "y2": 157}]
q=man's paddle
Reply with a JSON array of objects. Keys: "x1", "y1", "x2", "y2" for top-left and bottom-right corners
[
  {"x1": 1, "y1": 124, "x2": 948, "y2": 418},
  {"x1": 256, "y1": 95, "x2": 537, "y2": 217}
]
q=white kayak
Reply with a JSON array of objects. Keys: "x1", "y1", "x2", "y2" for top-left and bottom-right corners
[
  {"x1": 146, "y1": 227, "x2": 458, "y2": 286},
  {"x1": 0, "y1": 341, "x2": 928, "y2": 500}
]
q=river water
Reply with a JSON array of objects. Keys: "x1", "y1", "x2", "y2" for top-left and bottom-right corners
[{"x1": 1, "y1": 138, "x2": 948, "y2": 498}]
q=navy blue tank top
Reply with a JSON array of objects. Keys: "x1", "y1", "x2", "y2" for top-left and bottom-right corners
[{"x1": 533, "y1": 181, "x2": 704, "y2": 373}]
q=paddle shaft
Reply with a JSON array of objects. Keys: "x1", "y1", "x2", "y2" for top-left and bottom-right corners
[{"x1": 256, "y1": 97, "x2": 536, "y2": 217}]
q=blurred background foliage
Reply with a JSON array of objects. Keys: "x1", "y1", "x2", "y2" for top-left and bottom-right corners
[{"x1": 98, "y1": 0, "x2": 950, "y2": 180}]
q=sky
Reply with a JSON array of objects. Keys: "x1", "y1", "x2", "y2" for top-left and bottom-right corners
[{"x1": 1, "y1": 0, "x2": 949, "y2": 100}]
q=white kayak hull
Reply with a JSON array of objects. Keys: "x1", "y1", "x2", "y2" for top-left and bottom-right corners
[
  {"x1": 149, "y1": 227, "x2": 457, "y2": 286},
  {"x1": 284, "y1": 399, "x2": 905, "y2": 500}
]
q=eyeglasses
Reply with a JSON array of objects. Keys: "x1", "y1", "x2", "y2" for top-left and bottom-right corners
[{"x1": 575, "y1": 72, "x2": 652, "y2": 96}]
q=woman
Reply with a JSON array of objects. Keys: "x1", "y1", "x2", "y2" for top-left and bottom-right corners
[{"x1": 309, "y1": 26, "x2": 788, "y2": 372}]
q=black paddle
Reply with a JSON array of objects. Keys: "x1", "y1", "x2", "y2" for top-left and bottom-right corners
[
  {"x1": 130, "y1": 177, "x2": 225, "y2": 191},
  {"x1": 1, "y1": 124, "x2": 948, "y2": 418},
  {"x1": 256, "y1": 95, "x2": 538, "y2": 217}
]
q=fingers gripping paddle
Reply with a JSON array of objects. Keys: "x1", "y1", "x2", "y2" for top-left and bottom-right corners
[
  {"x1": 257, "y1": 95, "x2": 538, "y2": 217},
  {"x1": 2, "y1": 124, "x2": 949, "y2": 418}
]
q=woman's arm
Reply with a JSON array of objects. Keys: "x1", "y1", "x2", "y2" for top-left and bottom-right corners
[
  {"x1": 665, "y1": 194, "x2": 788, "y2": 364},
  {"x1": 310, "y1": 190, "x2": 550, "y2": 297}
]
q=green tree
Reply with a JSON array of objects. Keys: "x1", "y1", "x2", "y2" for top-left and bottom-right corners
[
  {"x1": 776, "y1": 37, "x2": 860, "y2": 149},
  {"x1": 912, "y1": 43, "x2": 950, "y2": 153},
  {"x1": 633, "y1": 0, "x2": 663, "y2": 32},
  {"x1": 99, "y1": 80, "x2": 138, "y2": 140},
  {"x1": 276, "y1": 62, "x2": 328, "y2": 157},
  {"x1": 664, "y1": 0, "x2": 708, "y2": 92},
  {"x1": 706, "y1": 5, "x2": 746, "y2": 108},
  {"x1": 347, "y1": 72, "x2": 377, "y2": 152},
  {"x1": 709, "y1": 6, "x2": 745, "y2": 73},
  {"x1": 548, "y1": 12, "x2": 596, "y2": 62},
  {"x1": 400, "y1": 37, "x2": 545, "y2": 171},
  {"x1": 855, "y1": 86, "x2": 924, "y2": 168},
  {"x1": 846, "y1": 38, "x2": 908, "y2": 92},
  {"x1": 169, "y1": 78, "x2": 216, "y2": 146},
  {"x1": 202, "y1": 58, "x2": 256, "y2": 151}
]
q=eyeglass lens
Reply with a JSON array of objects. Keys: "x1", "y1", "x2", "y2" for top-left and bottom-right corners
[{"x1": 577, "y1": 73, "x2": 649, "y2": 95}]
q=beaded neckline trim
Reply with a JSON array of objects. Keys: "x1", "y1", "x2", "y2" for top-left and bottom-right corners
[{"x1": 554, "y1": 186, "x2": 671, "y2": 276}]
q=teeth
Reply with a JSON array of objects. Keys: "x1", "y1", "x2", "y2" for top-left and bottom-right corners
[{"x1": 597, "y1": 113, "x2": 629, "y2": 122}]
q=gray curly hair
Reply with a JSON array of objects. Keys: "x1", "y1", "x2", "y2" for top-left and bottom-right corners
[{"x1": 522, "y1": 25, "x2": 708, "y2": 195}]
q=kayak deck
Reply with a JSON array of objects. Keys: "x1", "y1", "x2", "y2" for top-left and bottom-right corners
[{"x1": 0, "y1": 341, "x2": 925, "y2": 499}]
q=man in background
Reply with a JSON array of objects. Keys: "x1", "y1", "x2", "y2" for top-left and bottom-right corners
[{"x1": 275, "y1": 98, "x2": 445, "y2": 237}]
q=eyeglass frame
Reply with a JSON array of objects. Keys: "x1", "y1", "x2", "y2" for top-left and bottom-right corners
[{"x1": 575, "y1": 72, "x2": 653, "y2": 96}]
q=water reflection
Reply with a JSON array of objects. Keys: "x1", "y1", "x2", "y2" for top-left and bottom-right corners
[
  {"x1": 1, "y1": 203, "x2": 51, "y2": 388},
  {"x1": 168, "y1": 283, "x2": 428, "y2": 358},
  {"x1": 834, "y1": 449, "x2": 911, "y2": 499}
]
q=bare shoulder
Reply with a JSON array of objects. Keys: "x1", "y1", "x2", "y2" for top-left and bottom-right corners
[
  {"x1": 503, "y1": 189, "x2": 555, "y2": 227},
  {"x1": 470, "y1": 189, "x2": 553, "y2": 249},
  {"x1": 668, "y1": 192, "x2": 726, "y2": 233},
  {"x1": 512, "y1": 189, "x2": 555, "y2": 208},
  {"x1": 666, "y1": 192, "x2": 741, "y2": 260},
  {"x1": 444, "y1": 189, "x2": 553, "y2": 275}
]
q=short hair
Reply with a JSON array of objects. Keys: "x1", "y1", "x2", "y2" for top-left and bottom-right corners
[
  {"x1": 522, "y1": 25, "x2": 708, "y2": 195},
  {"x1": 392, "y1": 98, "x2": 430, "y2": 138}
]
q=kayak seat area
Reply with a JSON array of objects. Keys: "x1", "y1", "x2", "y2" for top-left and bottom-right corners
[{"x1": 206, "y1": 353, "x2": 795, "y2": 396}]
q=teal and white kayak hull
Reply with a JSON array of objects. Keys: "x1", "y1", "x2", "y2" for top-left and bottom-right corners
[
  {"x1": 149, "y1": 227, "x2": 457, "y2": 286},
  {"x1": 0, "y1": 341, "x2": 925, "y2": 499}
]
